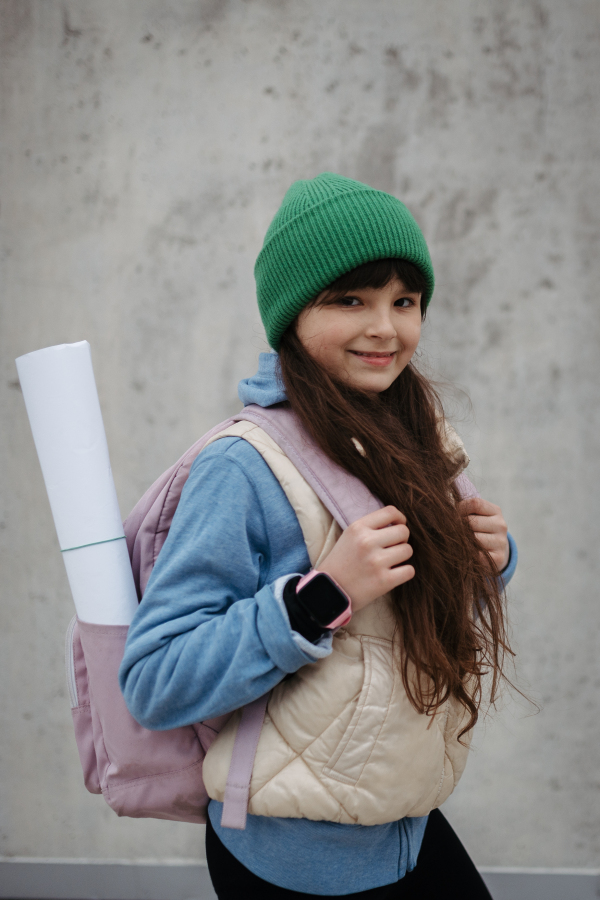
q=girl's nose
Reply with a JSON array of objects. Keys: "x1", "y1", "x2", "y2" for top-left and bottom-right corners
[{"x1": 365, "y1": 311, "x2": 397, "y2": 341}]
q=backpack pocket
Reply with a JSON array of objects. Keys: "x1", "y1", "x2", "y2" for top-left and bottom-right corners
[
  {"x1": 77, "y1": 619, "x2": 210, "y2": 823},
  {"x1": 64, "y1": 617, "x2": 239, "y2": 824},
  {"x1": 65, "y1": 616, "x2": 101, "y2": 794}
]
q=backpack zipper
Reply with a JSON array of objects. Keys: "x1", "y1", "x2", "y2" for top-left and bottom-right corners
[{"x1": 65, "y1": 615, "x2": 79, "y2": 709}]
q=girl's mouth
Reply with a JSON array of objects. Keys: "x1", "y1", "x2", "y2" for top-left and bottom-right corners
[{"x1": 348, "y1": 350, "x2": 397, "y2": 367}]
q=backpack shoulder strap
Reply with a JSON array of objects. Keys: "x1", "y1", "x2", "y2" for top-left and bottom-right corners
[
  {"x1": 124, "y1": 417, "x2": 237, "y2": 597},
  {"x1": 233, "y1": 405, "x2": 382, "y2": 528},
  {"x1": 125, "y1": 404, "x2": 478, "y2": 599},
  {"x1": 235, "y1": 406, "x2": 479, "y2": 513}
]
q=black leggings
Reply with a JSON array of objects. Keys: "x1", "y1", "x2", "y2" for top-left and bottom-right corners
[{"x1": 205, "y1": 809, "x2": 492, "y2": 899}]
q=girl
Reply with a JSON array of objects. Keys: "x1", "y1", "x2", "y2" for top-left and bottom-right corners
[{"x1": 120, "y1": 173, "x2": 517, "y2": 899}]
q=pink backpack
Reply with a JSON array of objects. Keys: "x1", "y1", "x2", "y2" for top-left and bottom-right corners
[{"x1": 66, "y1": 404, "x2": 478, "y2": 829}]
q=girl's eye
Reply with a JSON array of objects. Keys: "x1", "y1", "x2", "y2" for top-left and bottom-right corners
[
  {"x1": 338, "y1": 296, "x2": 362, "y2": 307},
  {"x1": 394, "y1": 297, "x2": 413, "y2": 308}
]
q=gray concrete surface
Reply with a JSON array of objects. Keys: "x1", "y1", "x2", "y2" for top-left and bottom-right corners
[
  {"x1": 0, "y1": 860, "x2": 217, "y2": 900},
  {"x1": 1, "y1": 0, "x2": 599, "y2": 873},
  {"x1": 2, "y1": 861, "x2": 600, "y2": 900}
]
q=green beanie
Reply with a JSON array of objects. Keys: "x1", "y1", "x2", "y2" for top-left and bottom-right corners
[{"x1": 255, "y1": 172, "x2": 434, "y2": 350}]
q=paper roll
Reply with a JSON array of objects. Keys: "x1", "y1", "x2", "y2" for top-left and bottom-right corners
[
  {"x1": 16, "y1": 341, "x2": 138, "y2": 625},
  {"x1": 61, "y1": 539, "x2": 138, "y2": 626}
]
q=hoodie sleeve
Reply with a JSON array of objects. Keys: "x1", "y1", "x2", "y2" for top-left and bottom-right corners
[
  {"x1": 500, "y1": 532, "x2": 518, "y2": 586},
  {"x1": 119, "y1": 437, "x2": 332, "y2": 730}
]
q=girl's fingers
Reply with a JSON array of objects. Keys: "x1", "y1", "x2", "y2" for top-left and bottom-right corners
[
  {"x1": 467, "y1": 514, "x2": 507, "y2": 535},
  {"x1": 384, "y1": 541, "x2": 414, "y2": 567},
  {"x1": 356, "y1": 505, "x2": 407, "y2": 530},
  {"x1": 473, "y1": 531, "x2": 502, "y2": 551},
  {"x1": 480, "y1": 547, "x2": 508, "y2": 571},
  {"x1": 377, "y1": 523, "x2": 410, "y2": 548},
  {"x1": 475, "y1": 533, "x2": 509, "y2": 571},
  {"x1": 388, "y1": 563, "x2": 416, "y2": 588},
  {"x1": 458, "y1": 497, "x2": 500, "y2": 518}
]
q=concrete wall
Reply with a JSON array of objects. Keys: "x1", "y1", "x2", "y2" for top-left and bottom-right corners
[{"x1": 1, "y1": 0, "x2": 599, "y2": 871}]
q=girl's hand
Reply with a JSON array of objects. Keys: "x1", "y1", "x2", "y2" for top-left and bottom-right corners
[
  {"x1": 318, "y1": 506, "x2": 415, "y2": 612},
  {"x1": 457, "y1": 497, "x2": 509, "y2": 572}
]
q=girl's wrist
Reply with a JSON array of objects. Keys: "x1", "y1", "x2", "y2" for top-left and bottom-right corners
[
  {"x1": 283, "y1": 570, "x2": 352, "y2": 642},
  {"x1": 296, "y1": 570, "x2": 352, "y2": 629}
]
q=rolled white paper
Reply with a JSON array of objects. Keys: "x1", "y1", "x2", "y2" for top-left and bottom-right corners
[
  {"x1": 61, "y1": 539, "x2": 138, "y2": 626},
  {"x1": 16, "y1": 342, "x2": 122, "y2": 550},
  {"x1": 16, "y1": 341, "x2": 138, "y2": 625}
]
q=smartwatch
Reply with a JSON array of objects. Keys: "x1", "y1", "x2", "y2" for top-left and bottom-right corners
[{"x1": 295, "y1": 570, "x2": 352, "y2": 629}]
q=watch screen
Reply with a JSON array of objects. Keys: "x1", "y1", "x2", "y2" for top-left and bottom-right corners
[{"x1": 297, "y1": 573, "x2": 348, "y2": 627}]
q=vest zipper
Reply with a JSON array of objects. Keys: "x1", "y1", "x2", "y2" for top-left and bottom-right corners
[{"x1": 65, "y1": 615, "x2": 79, "y2": 709}]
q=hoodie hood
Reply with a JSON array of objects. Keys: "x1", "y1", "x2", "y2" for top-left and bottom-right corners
[{"x1": 238, "y1": 352, "x2": 287, "y2": 408}]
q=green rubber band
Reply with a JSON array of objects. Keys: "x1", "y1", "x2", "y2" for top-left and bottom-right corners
[{"x1": 61, "y1": 535, "x2": 126, "y2": 553}]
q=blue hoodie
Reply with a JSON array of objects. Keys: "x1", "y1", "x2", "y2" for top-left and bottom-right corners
[{"x1": 120, "y1": 352, "x2": 517, "y2": 895}]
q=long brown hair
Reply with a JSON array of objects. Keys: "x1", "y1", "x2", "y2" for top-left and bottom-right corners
[{"x1": 278, "y1": 259, "x2": 511, "y2": 738}]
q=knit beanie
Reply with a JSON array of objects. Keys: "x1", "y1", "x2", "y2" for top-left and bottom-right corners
[{"x1": 255, "y1": 172, "x2": 434, "y2": 350}]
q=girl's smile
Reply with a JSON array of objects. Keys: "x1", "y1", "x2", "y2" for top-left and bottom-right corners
[
  {"x1": 296, "y1": 278, "x2": 422, "y2": 393},
  {"x1": 348, "y1": 350, "x2": 397, "y2": 366}
]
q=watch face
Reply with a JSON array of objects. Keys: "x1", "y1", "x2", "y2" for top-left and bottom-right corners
[{"x1": 297, "y1": 573, "x2": 349, "y2": 628}]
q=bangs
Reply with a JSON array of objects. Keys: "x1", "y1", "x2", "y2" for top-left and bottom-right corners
[{"x1": 324, "y1": 258, "x2": 428, "y2": 298}]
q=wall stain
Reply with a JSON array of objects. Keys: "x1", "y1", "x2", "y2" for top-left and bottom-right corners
[
  {"x1": 435, "y1": 188, "x2": 498, "y2": 242},
  {"x1": 473, "y1": 0, "x2": 549, "y2": 127},
  {"x1": 194, "y1": 0, "x2": 231, "y2": 31},
  {"x1": 384, "y1": 45, "x2": 421, "y2": 92},
  {"x1": 0, "y1": 0, "x2": 32, "y2": 56},
  {"x1": 354, "y1": 122, "x2": 405, "y2": 195},
  {"x1": 464, "y1": 258, "x2": 494, "y2": 296},
  {"x1": 62, "y1": 4, "x2": 82, "y2": 45},
  {"x1": 427, "y1": 67, "x2": 456, "y2": 125},
  {"x1": 147, "y1": 191, "x2": 238, "y2": 258},
  {"x1": 484, "y1": 320, "x2": 504, "y2": 349}
]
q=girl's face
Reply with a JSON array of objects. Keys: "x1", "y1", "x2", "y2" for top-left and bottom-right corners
[{"x1": 296, "y1": 278, "x2": 422, "y2": 394}]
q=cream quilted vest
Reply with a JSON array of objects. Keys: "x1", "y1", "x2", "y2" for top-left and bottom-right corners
[{"x1": 202, "y1": 421, "x2": 472, "y2": 826}]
